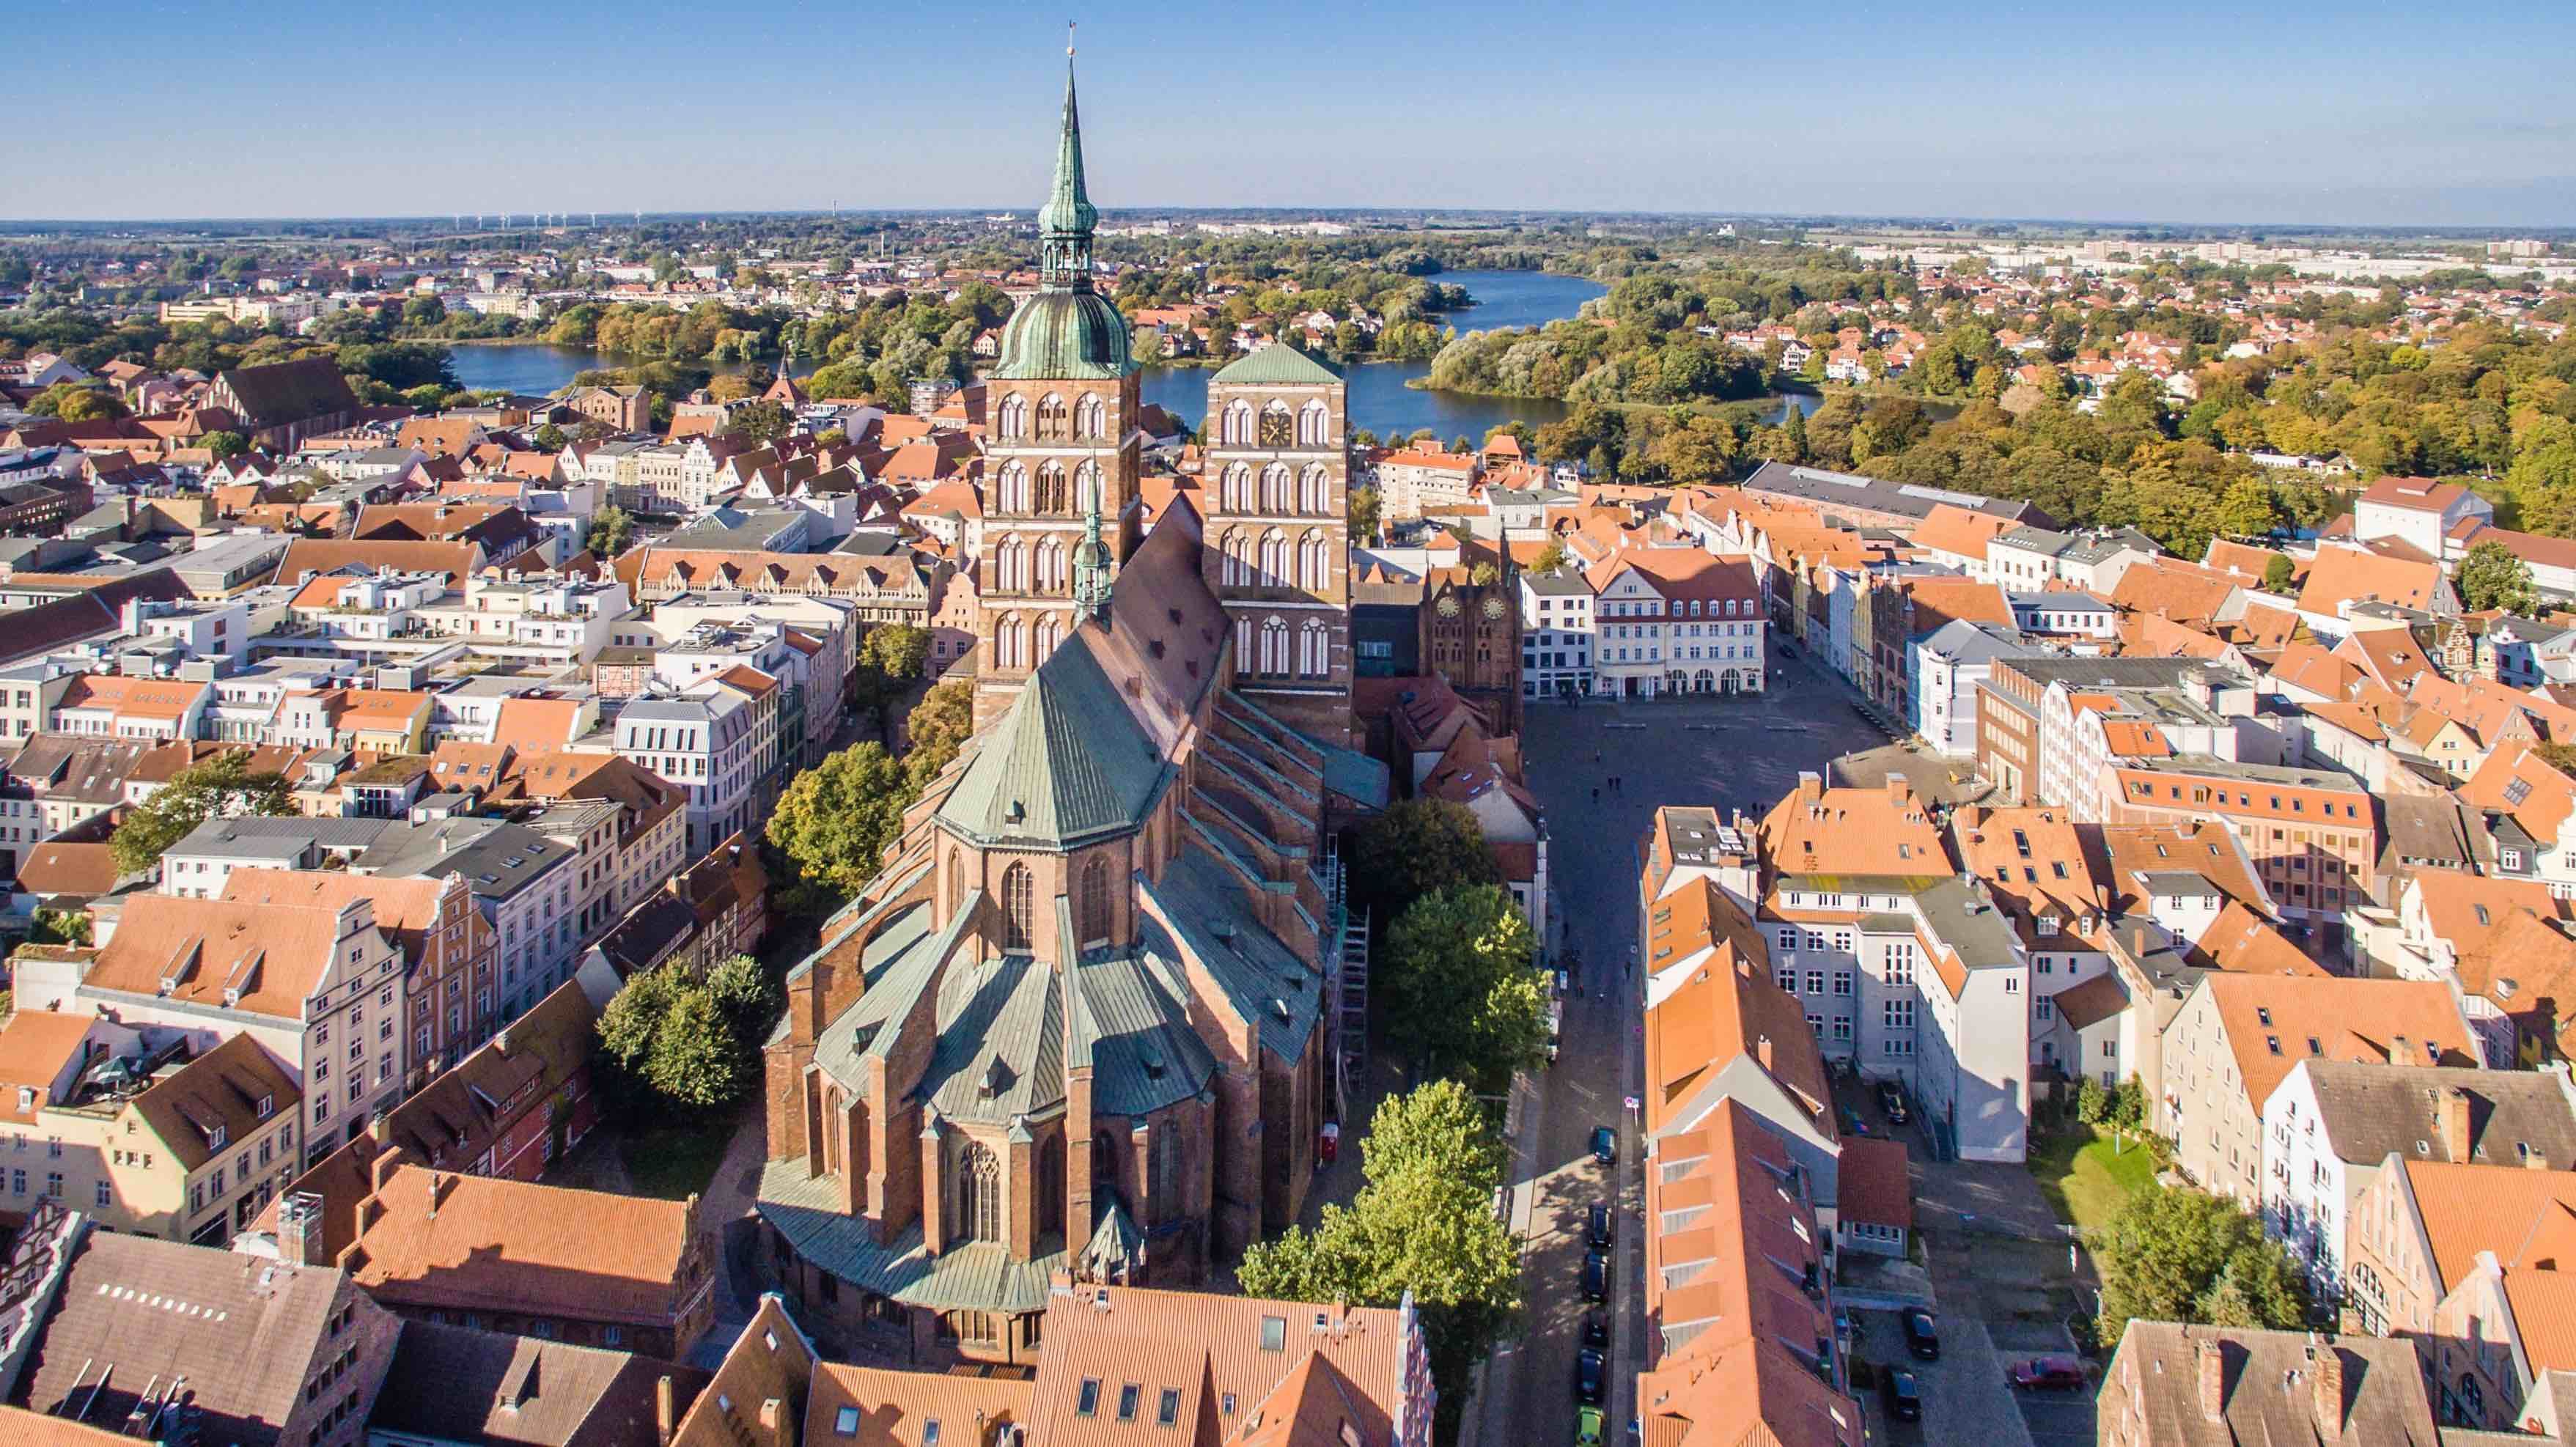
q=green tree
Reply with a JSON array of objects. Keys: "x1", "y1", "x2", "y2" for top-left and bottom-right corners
[
  {"x1": 532, "y1": 422, "x2": 567, "y2": 450},
  {"x1": 903, "y1": 679, "x2": 974, "y2": 787},
  {"x1": 2209, "y1": 477, "x2": 2284, "y2": 539},
  {"x1": 401, "y1": 295, "x2": 448, "y2": 328},
  {"x1": 29, "y1": 907, "x2": 90, "y2": 946},
  {"x1": 1236, "y1": 1081, "x2": 1520, "y2": 1443},
  {"x1": 1530, "y1": 539, "x2": 1569, "y2": 575},
  {"x1": 589, "y1": 504, "x2": 637, "y2": 558},
  {"x1": 1380, "y1": 885, "x2": 1548, "y2": 1091},
  {"x1": 1348, "y1": 798, "x2": 1501, "y2": 924},
  {"x1": 721, "y1": 398, "x2": 793, "y2": 449},
  {"x1": 199, "y1": 430, "x2": 249, "y2": 461},
  {"x1": 849, "y1": 624, "x2": 932, "y2": 721},
  {"x1": 401, "y1": 383, "x2": 451, "y2": 410},
  {"x1": 1781, "y1": 402, "x2": 1810, "y2": 463},
  {"x1": 766, "y1": 742, "x2": 914, "y2": 895},
  {"x1": 706, "y1": 951, "x2": 781, "y2": 1046},
  {"x1": 2261, "y1": 553, "x2": 2296, "y2": 595},
  {"x1": 1347, "y1": 485, "x2": 1383, "y2": 544},
  {"x1": 2456, "y1": 539, "x2": 2539, "y2": 614},
  {"x1": 597, "y1": 958, "x2": 768, "y2": 1114},
  {"x1": 2095, "y1": 1185, "x2": 2311, "y2": 1344},
  {"x1": 111, "y1": 753, "x2": 294, "y2": 876}
]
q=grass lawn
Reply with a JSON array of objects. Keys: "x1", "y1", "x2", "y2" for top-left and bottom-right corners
[
  {"x1": 617, "y1": 1115, "x2": 737, "y2": 1201},
  {"x1": 2030, "y1": 1125, "x2": 2156, "y2": 1233}
]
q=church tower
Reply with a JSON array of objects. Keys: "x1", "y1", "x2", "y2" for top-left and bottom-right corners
[
  {"x1": 1201, "y1": 344, "x2": 1356, "y2": 746},
  {"x1": 974, "y1": 51, "x2": 1143, "y2": 729}
]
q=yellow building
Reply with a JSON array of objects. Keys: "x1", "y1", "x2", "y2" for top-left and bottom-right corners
[{"x1": 0, "y1": 1012, "x2": 303, "y2": 1243}]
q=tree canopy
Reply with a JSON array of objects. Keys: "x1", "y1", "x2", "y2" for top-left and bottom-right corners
[
  {"x1": 765, "y1": 741, "x2": 914, "y2": 896},
  {"x1": 2094, "y1": 1185, "x2": 2310, "y2": 1344},
  {"x1": 595, "y1": 953, "x2": 777, "y2": 1113},
  {"x1": 2456, "y1": 539, "x2": 2539, "y2": 614},
  {"x1": 1235, "y1": 1080, "x2": 1519, "y2": 1443},
  {"x1": 1380, "y1": 884, "x2": 1548, "y2": 1092},
  {"x1": 110, "y1": 753, "x2": 295, "y2": 876},
  {"x1": 1347, "y1": 798, "x2": 1501, "y2": 925}
]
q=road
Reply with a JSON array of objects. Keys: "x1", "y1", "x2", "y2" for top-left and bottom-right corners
[{"x1": 1470, "y1": 656, "x2": 1891, "y2": 1447}]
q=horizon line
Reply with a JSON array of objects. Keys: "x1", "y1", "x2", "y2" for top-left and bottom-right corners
[{"x1": 3, "y1": 206, "x2": 2572, "y2": 238}]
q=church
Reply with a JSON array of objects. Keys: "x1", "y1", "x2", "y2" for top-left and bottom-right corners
[{"x1": 752, "y1": 56, "x2": 1385, "y2": 1366}]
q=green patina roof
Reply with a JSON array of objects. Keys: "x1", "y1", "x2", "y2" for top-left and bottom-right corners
[
  {"x1": 935, "y1": 638, "x2": 1166, "y2": 848},
  {"x1": 990, "y1": 290, "x2": 1136, "y2": 380},
  {"x1": 1037, "y1": 56, "x2": 1096, "y2": 240},
  {"x1": 1210, "y1": 343, "x2": 1341, "y2": 388},
  {"x1": 758, "y1": 1158, "x2": 1067, "y2": 1312}
]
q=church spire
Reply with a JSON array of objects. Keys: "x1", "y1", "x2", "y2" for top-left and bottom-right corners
[
  {"x1": 1037, "y1": 32, "x2": 1097, "y2": 291},
  {"x1": 1072, "y1": 469, "x2": 1114, "y2": 622}
]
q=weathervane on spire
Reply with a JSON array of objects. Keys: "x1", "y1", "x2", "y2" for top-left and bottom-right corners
[{"x1": 1067, "y1": 18, "x2": 1076, "y2": 57}]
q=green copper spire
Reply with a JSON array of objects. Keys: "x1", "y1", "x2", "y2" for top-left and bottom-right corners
[
  {"x1": 1037, "y1": 45, "x2": 1097, "y2": 290},
  {"x1": 1072, "y1": 469, "x2": 1113, "y2": 620}
]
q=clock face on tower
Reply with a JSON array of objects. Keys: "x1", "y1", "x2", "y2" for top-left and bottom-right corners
[
  {"x1": 1482, "y1": 596, "x2": 1506, "y2": 621},
  {"x1": 1435, "y1": 595, "x2": 1460, "y2": 618}
]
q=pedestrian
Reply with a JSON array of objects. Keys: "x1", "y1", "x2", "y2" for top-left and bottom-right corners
[{"x1": 1591, "y1": 787, "x2": 1600, "y2": 802}]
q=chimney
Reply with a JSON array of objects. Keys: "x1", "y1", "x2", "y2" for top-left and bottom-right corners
[
  {"x1": 1756, "y1": 1034, "x2": 1774, "y2": 1071},
  {"x1": 2439, "y1": 1086, "x2": 2473, "y2": 1163},
  {"x1": 1886, "y1": 773, "x2": 1912, "y2": 803},
  {"x1": 1796, "y1": 770, "x2": 1822, "y2": 805},
  {"x1": 2197, "y1": 1337, "x2": 2226, "y2": 1423},
  {"x1": 278, "y1": 1191, "x2": 324, "y2": 1268},
  {"x1": 2309, "y1": 1335, "x2": 2345, "y2": 1440},
  {"x1": 655, "y1": 1375, "x2": 676, "y2": 1447}
]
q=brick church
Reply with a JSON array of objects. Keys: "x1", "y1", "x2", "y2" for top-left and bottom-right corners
[{"x1": 752, "y1": 56, "x2": 1383, "y2": 1366}]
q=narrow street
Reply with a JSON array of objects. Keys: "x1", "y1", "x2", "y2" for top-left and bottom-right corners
[{"x1": 1468, "y1": 658, "x2": 1890, "y2": 1446}]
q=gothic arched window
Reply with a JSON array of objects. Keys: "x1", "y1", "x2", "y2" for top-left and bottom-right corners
[
  {"x1": 1080, "y1": 858, "x2": 1112, "y2": 947},
  {"x1": 1223, "y1": 464, "x2": 1252, "y2": 513},
  {"x1": 1036, "y1": 394, "x2": 1070, "y2": 441},
  {"x1": 1035, "y1": 537, "x2": 1064, "y2": 592},
  {"x1": 957, "y1": 1141, "x2": 1002, "y2": 1242},
  {"x1": 1259, "y1": 464, "x2": 1289, "y2": 515},
  {"x1": 1300, "y1": 620, "x2": 1330, "y2": 678},
  {"x1": 1260, "y1": 616, "x2": 1289, "y2": 677},
  {"x1": 1222, "y1": 400, "x2": 1254, "y2": 446},
  {"x1": 998, "y1": 616, "x2": 1026, "y2": 670},
  {"x1": 1037, "y1": 463, "x2": 1070, "y2": 515},
  {"x1": 1298, "y1": 400, "x2": 1330, "y2": 448},
  {"x1": 997, "y1": 393, "x2": 1028, "y2": 440},
  {"x1": 1001, "y1": 863, "x2": 1034, "y2": 950},
  {"x1": 1298, "y1": 465, "x2": 1328, "y2": 515},
  {"x1": 1074, "y1": 460, "x2": 1101, "y2": 515},
  {"x1": 996, "y1": 461, "x2": 1028, "y2": 514},
  {"x1": 1257, "y1": 531, "x2": 1285, "y2": 587},
  {"x1": 1075, "y1": 393, "x2": 1105, "y2": 441},
  {"x1": 1259, "y1": 401, "x2": 1294, "y2": 449},
  {"x1": 1035, "y1": 614, "x2": 1062, "y2": 662}
]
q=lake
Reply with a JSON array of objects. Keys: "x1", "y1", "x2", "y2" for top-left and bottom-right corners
[{"x1": 444, "y1": 269, "x2": 1819, "y2": 441}]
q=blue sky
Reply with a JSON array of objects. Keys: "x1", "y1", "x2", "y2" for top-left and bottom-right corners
[{"x1": 7, "y1": 0, "x2": 2572, "y2": 227}]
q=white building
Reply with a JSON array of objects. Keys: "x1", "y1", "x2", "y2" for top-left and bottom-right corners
[
  {"x1": 2260, "y1": 1060, "x2": 2576, "y2": 1300},
  {"x1": 1518, "y1": 568, "x2": 1595, "y2": 700}
]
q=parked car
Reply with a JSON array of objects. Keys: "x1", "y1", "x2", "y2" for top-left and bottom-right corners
[
  {"x1": 1902, "y1": 1307, "x2": 1940, "y2": 1361},
  {"x1": 1591, "y1": 1125, "x2": 1617, "y2": 1166},
  {"x1": 1582, "y1": 1249, "x2": 1609, "y2": 1302},
  {"x1": 2010, "y1": 1355, "x2": 2087, "y2": 1391},
  {"x1": 1575, "y1": 1346, "x2": 1606, "y2": 1403},
  {"x1": 1575, "y1": 1404, "x2": 1605, "y2": 1446},
  {"x1": 1877, "y1": 1080, "x2": 1910, "y2": 1124},
  {"x1": 1880, "y1": 1367, "x2": 1924, "y2": 1422},
  {"x1": 1582, "y1": 1313, "x2": 1610, "y2": 1350},
  {"x1": 1588, "y1": 1201, "x2": 1613, "y2": 1249}
]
